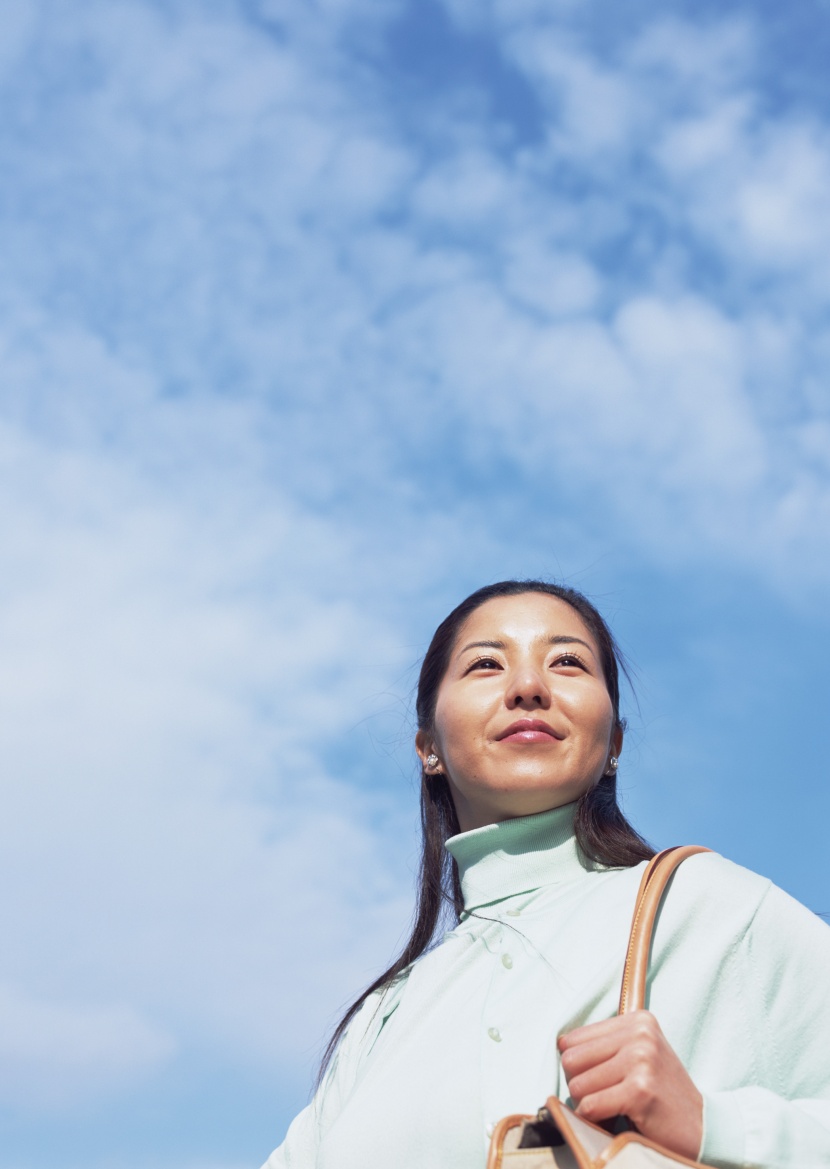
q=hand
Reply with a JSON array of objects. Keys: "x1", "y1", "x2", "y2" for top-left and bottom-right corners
[{"x1": 557, "y1": 1011, "x2": 703, "y2": 1162}]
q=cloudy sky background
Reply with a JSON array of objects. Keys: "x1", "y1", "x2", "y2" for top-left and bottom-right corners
[{"x1": 1, "y1": 0, "x2": 829, "y2": 1166}]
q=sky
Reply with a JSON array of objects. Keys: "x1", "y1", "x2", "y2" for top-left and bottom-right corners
[{"x1": 0, "y1": 1, "x2": 829, "y2": 1166}]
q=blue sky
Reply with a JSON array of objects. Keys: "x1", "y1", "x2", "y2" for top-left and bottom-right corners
[{"x1": 1, "y1": 1, "x2": 829, "y2": 1166}]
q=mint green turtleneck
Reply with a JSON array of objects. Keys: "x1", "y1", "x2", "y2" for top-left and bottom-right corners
[
  {"x1": 447, "y1": 800, "x2": 589, "y2": 909},
  {"x1": 263, "y1": 804, "x2": 830, "y2": 1169}
]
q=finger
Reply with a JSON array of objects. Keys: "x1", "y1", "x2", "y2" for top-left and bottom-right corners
[
  {"x1": 558, "y1": 1005, "x2": 664, "y2": 1061},
  {"x1": 573, "y1": 1084, "x2": 631, "y2": 1126},
  {"x1": 566, "y1": 1052, "x2": 628, "y2": 1103},
  {"x1": 560, "y1": 1013, "x2": 658, "y2": 1074},
  {"x1": 560, "y1": 1033, "x2": 626, "y2": 1079},
  {"x1": 559, "y1": 1010, "x2": 656, "y2": 1051},
  {"x1": 558, "y1": 1016, "x2": 627, "y2": 1050}
]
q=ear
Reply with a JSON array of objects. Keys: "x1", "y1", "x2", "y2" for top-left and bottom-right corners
[
  {"x1": 612, "y1": 723, "x2": 624, "y2": 759},
  {"x1": 415, "y1": 729, "x2": 438, "y2": 771}
]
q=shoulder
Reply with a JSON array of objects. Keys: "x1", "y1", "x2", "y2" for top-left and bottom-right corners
[
  {"x1": 654, "y1": 849, "x2": 830, "y2": 963},
  {"x1": 327, "y1": 971, "x2": 411, "y2": 1079},
  {"x1": 665, "y1": 849, "x2": 771, "y2": 910}
]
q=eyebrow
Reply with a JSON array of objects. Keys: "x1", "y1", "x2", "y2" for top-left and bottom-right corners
[{"x1": 457, "y1": 635, "x2": 595, "y2": 655}]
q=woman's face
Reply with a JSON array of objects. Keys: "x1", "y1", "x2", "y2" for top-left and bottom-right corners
[{"x1": 417, "y1": 593, "x2": 622, "y2": 832}]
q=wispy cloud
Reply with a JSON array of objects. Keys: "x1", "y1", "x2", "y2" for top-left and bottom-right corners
[{"x1": 0, "y1": 986, "x2": 174, "y2": 1109}]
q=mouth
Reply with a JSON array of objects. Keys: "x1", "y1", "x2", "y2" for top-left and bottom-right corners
[{"x1": 495, "y1": 719, "x2": 564, "y2": 744}]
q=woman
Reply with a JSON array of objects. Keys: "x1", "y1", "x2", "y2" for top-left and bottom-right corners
[{"x1": 263, "y1": 580, "x2": 830, "y2": 1168}]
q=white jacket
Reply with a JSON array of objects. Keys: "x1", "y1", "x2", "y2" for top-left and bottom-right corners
[{"x1": 263, "y1": 802, "x2": 830, "y2": 1168}]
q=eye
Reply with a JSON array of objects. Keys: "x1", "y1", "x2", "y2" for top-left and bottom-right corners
[
  {"x1": 464, "y1": 655, "x2": 502, "y2": 674},
  {"x1": 551, "y1": 652, "x2": 587, "y2": 670}
]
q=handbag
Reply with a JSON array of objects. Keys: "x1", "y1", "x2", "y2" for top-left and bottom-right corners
[{"x1": 486, "y1": 844, "x2": 711, "y2": 1169}]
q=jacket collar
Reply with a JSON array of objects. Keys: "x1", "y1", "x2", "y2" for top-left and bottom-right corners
[{"x1": 445, "y1": 801, "x2": 591, "y2": 912}]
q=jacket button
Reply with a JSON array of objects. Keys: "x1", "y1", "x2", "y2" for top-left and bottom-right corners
[
  {"x1": 501, "y1": 953, "x2": 513, "y2": 969},
  {"x1": 487, "y1": 1026, "x2": 502, "y2": 1042}
]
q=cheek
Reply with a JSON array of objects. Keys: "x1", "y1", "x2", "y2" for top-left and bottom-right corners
[
  {"x1": 431, "y1": 702, "x2": 466, "y2": 757},
  {"x1": 570, "y1": 689, "x2": 615, "y2": 743},
  {"x1": 432, "y1": 689, "x2": 485, "y2": 759}
]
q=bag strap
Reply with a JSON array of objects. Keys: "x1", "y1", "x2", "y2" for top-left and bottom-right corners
[{"x1": 617, "y1": 845, "x2": 711, "y2": 1016}]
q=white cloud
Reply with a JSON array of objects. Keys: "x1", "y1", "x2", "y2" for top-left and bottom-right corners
[
  {"x1": 5, "y1": 0, "x2": 826, "y2": 603},
  {"x1": 628, "y1": 17, "x2": 754, "y2": 94},
  {"x1": 658, "y1": 112, "x2": 830, "y2": 282},
  {"x1": 502, "y1": 239, "x2": 601, "y2": 318},
  {"x1": 0, "y1": 308, "x2": 422, "y2": 1107},
  {"x1": 412, "y1": 149, "x2": 515, "y2": 225},
  {"x1": 732, "y1": 126, "x2": 830, "y2": 267},
  {"x1": 0, "y1": 985, "x2": 174, "y2": 1109},
  {"x1": 656, "y1": 95, "x2": 755, "y2": 174},
  {"x1": 516, "y1": 39, "x2": 638, "y2": 159}
]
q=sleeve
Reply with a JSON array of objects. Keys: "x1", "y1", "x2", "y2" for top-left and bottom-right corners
[
  {"x1": 699, "y1": 882, "x2": 830, "y2": 1169},
  {"x1": 259, "y1": 981, "x2": 405, "y2": 1169},
  {"x1": 261, "y1": 1101, "x2": 319, "y2": 1169}
]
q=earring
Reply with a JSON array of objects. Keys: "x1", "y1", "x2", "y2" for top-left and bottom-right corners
[
  {"x1": 606, "y1": 755, "x2": 619, "y2": 775},
  {"x1": 425, "y1": 753, "x2": 440, "y2": 770}
]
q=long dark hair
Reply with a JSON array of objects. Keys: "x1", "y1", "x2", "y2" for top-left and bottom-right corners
[{"x1": 318, "y1": 580, "x2": 653, "y2": 1080}]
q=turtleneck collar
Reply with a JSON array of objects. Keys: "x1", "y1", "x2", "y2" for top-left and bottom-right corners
[{"x1": 445, "y1": 802, "x2": 589, "y2": 912}]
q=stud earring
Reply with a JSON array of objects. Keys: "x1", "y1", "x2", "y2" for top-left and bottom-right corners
[
  {"x1": 425, "y1": 754, "x2": 440, "y2": 770},
  {"x1": 606, "y1": 755, "x2": 619, "y2": 775}
]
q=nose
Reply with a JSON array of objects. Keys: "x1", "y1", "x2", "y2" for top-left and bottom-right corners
[{"x1": 505, "y1": 661, "x2": 551, "y2": 709}]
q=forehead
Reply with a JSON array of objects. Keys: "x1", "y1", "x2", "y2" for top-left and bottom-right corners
[{"x1": 453, "y1": 592, "x2": 599, "y2": 654}]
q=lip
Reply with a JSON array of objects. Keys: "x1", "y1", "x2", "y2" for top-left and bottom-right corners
[{"x1": 495, "y1": 719, "x2": 564, "y2": 744}]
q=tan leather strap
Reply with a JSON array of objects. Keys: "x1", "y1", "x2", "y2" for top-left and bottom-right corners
[{"x1": 617, "y1": 845, "x2": 711, "y2": 1016}]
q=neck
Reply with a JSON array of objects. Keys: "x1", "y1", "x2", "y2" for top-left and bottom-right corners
[{"x1": 452, "y1": 792, "x2": 587, "y2": 834}]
